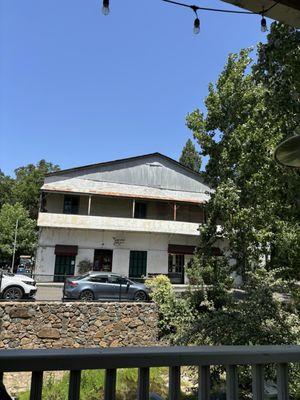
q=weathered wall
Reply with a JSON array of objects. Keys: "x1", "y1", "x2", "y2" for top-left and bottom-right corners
[
  {"x1": 36, "y1": 227, "x2": 199, "y2": 279},
  {"x1": 0, "y1": 302, "x2": 158, "y2": 349}
]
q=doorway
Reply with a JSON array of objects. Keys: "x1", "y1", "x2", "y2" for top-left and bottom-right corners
[
  {"x1": 168, "y1": 253, "x2": 185, "y2": 284},
  {"x1": 54, "y1": 255, "x2": 76, "y2": 282},
  {"x1": 129, "y1": 251, "x2": 147, "y2": 280},
  {"x1": 93, "y1": 249, "x2": 113, "y2": 272}
]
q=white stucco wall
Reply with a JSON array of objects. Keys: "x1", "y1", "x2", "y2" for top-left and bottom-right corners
[
  {"x1": 36, "y1": 227, "x2": 198, "y2": 281},
  {"x1": 112, "y1": 249, "x2": 130, "y2": 276}
]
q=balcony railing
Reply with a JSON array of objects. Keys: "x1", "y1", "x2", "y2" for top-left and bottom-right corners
[
  {"x1": 37, "y1": 212, "x2": 200, "y2": 235},
  {"x1": 1, "y1": 345, "x2": 300, "y2": 400}
]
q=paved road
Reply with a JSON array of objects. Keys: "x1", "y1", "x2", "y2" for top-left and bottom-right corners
[{"x1": 36, "y1": 285, "x2": 63, "y2": 301}]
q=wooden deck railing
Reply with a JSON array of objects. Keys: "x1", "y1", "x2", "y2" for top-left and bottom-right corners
[{"x1": 0, "y1": 345, "x2": 299, "y2": 400}]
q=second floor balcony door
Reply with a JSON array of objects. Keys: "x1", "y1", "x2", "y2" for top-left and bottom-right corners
[{"x1": 93, "y1": 249, "x2": 113, "y2": 272}]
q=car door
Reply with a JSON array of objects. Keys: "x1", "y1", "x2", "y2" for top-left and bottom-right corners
[
  {"x1": 87, "y1": 275, "x2": 111, "y2": 300},
  {"x1": 107, "y1": 275, "x2": 130, "y2": 300}
]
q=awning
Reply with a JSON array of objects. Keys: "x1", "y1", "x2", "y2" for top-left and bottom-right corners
[
  {"x1": 168, "y1": 244, "x2": 196, "y2": 255},
  {"x1": 168, "y1": 244, "x2": 222, "y2": 256},
  {"x1": 55, "y1": 245, "x2": 78, "y2": 256}
]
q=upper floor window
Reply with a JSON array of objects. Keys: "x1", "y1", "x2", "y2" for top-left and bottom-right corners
[
  {"x1": 134, "y1": 202, "x2": 147, "y2": 219},
  {"x1": 63, "y1": 195, "x2": 79, "y2": 214}
]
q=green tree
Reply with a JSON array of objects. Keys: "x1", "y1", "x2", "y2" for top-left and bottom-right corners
[
  {"x1": 183, "y1": 22, "x2": 300, "y2": 396},
  {"x1": 187, "y1": 23, "x2": 300, "y2": 282},
  {"x1": 179, "y1": 139, "x2": 202, "y2": 172},
  {"x1": 0, "y1": 170, "x2": 15, "y2": 209},
  {"x1": 13, "y1": 160, "x2": 60, "y2": 219},
  {"x1": 0, "y1": 203, "x2": 37, "y2": 261}
]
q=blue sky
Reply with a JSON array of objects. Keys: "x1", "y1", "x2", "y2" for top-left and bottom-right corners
[{"x1": 0, "y1": 0, "x2": 268, "y2": 176}]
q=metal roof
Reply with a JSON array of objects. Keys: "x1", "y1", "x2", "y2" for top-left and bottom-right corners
[{"x1": 46, "y1": 152, "x2": 203, "y2": 180}]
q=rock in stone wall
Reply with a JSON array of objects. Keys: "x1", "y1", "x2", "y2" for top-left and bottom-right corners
[{"x1": 0, "y1": 302, "x2": 158, "y2": 349}]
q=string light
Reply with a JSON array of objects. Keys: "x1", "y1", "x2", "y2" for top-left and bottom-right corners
[
  {"x1": 102, "y1": 0, "x2": 110, "y2": 16},
  {"x1": 193, "y1": 17, "x2": 200, "y2": 34},
  {"x1": 100, "y1": 0, "x2": 280, "y2": 35},
  {"x1": 261, "y1": 16, "x2": 267, "y2": 32},
  {"x1": 190, "y1": 5, "x2": 200, "y2": 34},
  {"x1": 161, "y1": 0, "x2": 280, "y2": 34}
]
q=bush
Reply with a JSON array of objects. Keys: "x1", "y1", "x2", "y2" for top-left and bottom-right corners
[
  {"x1": 77, "y1": 259, "x2": 93, "y2": 275},
  {"x1": 145, "y1": 275, "x2": 194, "y2": 341}
]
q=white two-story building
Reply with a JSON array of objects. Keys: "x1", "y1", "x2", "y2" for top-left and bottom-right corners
[{"x1": 36, "y1": 153, "x2": 214, "y2": 283}]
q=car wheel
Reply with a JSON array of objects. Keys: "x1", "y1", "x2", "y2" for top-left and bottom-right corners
[
  {"x1": 134, "y1": 291, "x2": 147, "y2": 302},
  {"x1": 79, "y1": 290, "x2": 94, "y2": 301},
  {"x1": 2, "y1": 286, "x2": 24, "y2": 300}
]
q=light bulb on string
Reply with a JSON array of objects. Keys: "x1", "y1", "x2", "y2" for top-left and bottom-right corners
[
  {"x1": 193, "y1": 17, "x2": 200, "y2": 34},
  {"x1": 102, "y1": 0, "x2": 110, "y2": 15},
  {"x1": 190, "y1": 6, "x2": 200, "y2": 35},
  {"x1": 261, "y1": 16, "x2": 267, "y2": 32}
]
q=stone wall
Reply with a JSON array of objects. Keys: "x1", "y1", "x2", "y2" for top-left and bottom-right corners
[{"x1": 0, "y1": 302, "x2": 158, "y2": 349}]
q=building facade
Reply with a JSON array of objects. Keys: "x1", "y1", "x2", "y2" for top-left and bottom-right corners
[{"x1": 35, "y1": 153, "x2": 213, "y2": 283}]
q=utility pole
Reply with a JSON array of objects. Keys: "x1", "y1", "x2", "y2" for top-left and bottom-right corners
[{"x1": 11, "y1": 219, "x2": 19, "y2": 273}]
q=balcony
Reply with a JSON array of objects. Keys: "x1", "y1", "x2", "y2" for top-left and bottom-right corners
[
  {"x1": 1, "y1": 345, "x2": 299, "y2": 399},
  {"x1": 37, "y1": 212, "x2": 200, "y2": 236}
]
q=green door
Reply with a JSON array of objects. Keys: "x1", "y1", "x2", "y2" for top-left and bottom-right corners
[
  {"x1": 129, "y1": 251, "x2": 147, "y2": 280},
  {"x1": 54, "y1": 255, "x2": 75, "y2": 282}
]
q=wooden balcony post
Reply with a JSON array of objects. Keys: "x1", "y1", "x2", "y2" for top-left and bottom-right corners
[{"x1": 87, "y1": 195, "x2": 92, "y2": 216}]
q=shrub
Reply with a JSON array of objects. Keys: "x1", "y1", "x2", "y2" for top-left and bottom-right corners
[
  {"x1": 145, "y1": 275, "x2": 194, "y2": 341},
  {"x1": 77, "y1": 259, "x2": 93, "y2": 275}
]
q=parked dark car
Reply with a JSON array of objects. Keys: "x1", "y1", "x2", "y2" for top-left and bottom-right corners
[{"x1": 63, "y1": 272, "x2": 149, "y2": 301}]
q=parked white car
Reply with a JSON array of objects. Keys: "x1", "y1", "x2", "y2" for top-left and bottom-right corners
[{"x1": 0, "y1": 272, "x2": 37, "y2": 300}]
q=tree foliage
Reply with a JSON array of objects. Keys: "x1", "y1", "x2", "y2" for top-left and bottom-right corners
[
  {"x1": 0, "y1": 203, "x2": 37, "y2": 260},
  {"x1": 12, "y1": 159, "x2": 60, "y2": 219},
  {"x1": 179, "y1": 139, "x2": 202, "y2": 172},
  {"x1": 187, "y1": 23, "x2": 300, "y2": 281},
  {"x1": 150, "y1": 23, "x2": 300, "y2": 397},
  {"x1": 0, "y1": 160, "x2": 60, "y2": 260},
  {"x1": 0, "y1": 170, "x2": 14, "y2": 209}
]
